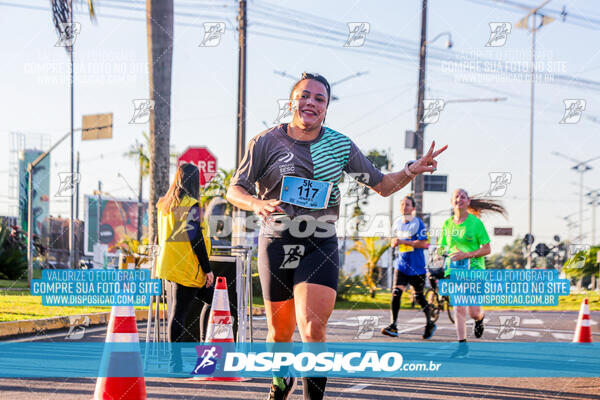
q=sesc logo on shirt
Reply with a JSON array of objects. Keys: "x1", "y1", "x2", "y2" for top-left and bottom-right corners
[{"x1": 278, "y1": 152, "x2": 296, "y2": 175}]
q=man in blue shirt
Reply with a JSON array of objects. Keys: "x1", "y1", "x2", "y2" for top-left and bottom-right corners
[{"x1": 381, "y1": 195, "x2": 436, "y2": 339}]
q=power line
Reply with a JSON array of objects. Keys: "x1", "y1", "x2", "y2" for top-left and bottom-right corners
[{"x1": 464, "y1": 0, "x2": 600, "y2": 30}]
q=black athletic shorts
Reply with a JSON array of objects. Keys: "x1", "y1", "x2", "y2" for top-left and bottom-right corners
[
  {"x1": 393, "y1": 269, "x2": 426, "y2": 293},
  {"x1": 258, "y1": 229, "x2": 339, "y2": 302}
]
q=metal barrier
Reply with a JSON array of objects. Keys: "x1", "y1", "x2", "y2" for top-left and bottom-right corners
[{"x1": 144, "y1": 244, "x2": 255, "y2": 345}]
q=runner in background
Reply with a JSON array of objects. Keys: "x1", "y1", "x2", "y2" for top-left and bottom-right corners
[
  {"x1": 437, "y1": 188, "x2": 506, "y2": 357},
  {"x1": 382, "y1": 195, "x2": 436, "y2": 339},
  {"x1": 227, "y1": 72, "x2": 447, "y2": 400}
]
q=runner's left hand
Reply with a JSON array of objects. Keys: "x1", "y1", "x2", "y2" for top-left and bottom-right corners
[
  {"x1": 409, "y1": 141, "x2": 448, "y2": 175},
  {"x1": 450, "y1": 250, "x2": 469, "y2": 261}
]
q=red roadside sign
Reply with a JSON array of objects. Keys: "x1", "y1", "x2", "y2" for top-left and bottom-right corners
[{"x1": 177, "y1": 147, "x2": 218, "y2": 186}]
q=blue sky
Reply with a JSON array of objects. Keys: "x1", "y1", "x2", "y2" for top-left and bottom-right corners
[{"x1": 1, "y1": 0, "x2": 599, "y2": 252}]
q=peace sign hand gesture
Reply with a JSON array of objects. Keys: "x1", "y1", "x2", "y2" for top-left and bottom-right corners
[{"x1": 408, "y1": 141, "x2": 448, "y2": 175}]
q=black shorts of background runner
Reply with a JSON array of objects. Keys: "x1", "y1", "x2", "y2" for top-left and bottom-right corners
[
  {"x1": 393, "y1": 270, "x2": 427, "y2": 293},
  {"x1": 258, "y1": 226, "x2": 339, "y2": 302}
]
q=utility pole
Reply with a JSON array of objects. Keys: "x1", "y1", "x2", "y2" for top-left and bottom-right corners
[
  {"x1": 414, "y1": 0, "x2": 428, "y2": 219},
  {"x1": 233, "y1": 0, "x2": 247, "y2": 247},
  {"x1": 137, "y1": 144, "x2": 143, "y2": 242},
  {"x1": 236, "y1": 0, "x2": 247, "y2": 168}
]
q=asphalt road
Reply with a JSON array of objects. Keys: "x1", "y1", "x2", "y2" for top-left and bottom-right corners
[{"x1": 1, "y1": 308, "x2": 599, "y2": 399}]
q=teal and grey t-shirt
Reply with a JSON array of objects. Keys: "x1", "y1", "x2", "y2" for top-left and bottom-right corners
[{"x1": 231, "y1": 124, "x2": 384, "y2": 221}]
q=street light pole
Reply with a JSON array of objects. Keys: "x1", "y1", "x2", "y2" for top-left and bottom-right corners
[
  {"x1": 27, "y1": 131, "x2": 72, "y2": 286},
  {"x1": 586, "y1": 190, "x2": 600, "y2": 244},
  {"x1": 553, "y1": 152, "x2": 600, "y2": 242},
  {"x1": 526, "y1": 11, "x2": 536, "y2": 269},
  {"x1": 69, "y1": 6, "x2": 75, "y2": 268},
  {"x1": 516, "y1": 0, "x2": 553, "y2": 268}
]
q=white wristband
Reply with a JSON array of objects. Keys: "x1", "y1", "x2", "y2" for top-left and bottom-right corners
[{"x1": 404, "y1": 161, "x2": 417, "y2": 179}]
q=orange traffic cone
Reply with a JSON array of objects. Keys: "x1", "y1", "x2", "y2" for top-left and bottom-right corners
[
  {"x1": 573, "y1": 298, "x2": 593, "y2": 343},
  {"x1": 94, "y1": 262, "x2": 146, "y2": 399},
  {"x1": 192, "y1": 276, "x2": 248, "y2": 382}
]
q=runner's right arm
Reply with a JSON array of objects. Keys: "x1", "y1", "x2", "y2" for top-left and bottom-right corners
[
  {"x1": 226, "y1": 185, "x2": 284, "y2": 219},
  {"x1": 226, "y1": 135, "x2": 284, "y2": 219}
]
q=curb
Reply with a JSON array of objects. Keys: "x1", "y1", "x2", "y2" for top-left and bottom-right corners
[
  {"x1": 0, "y1": 309, "x2": 156, "y2": 339},
  {"x1": 0, "y1": 307, "x2": 265, "y2": 339}
]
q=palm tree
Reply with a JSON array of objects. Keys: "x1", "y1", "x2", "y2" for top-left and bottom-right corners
[
  {"x1": 200, "y1": 168, "x2": 235, "y2": 209},
  {"x1": 146, "y1": 0, "x2": 174, "y2": 245},
  {"x1": 125, "y1": 133, "x2": 150, "y2": 177},
  {"x1": 347, "y1": 237, "x2": 391, "y2": 297}
]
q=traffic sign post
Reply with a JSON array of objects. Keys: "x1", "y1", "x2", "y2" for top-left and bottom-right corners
[{"x1": 178, "y1": 147, "x2": 218, "y2": 186}]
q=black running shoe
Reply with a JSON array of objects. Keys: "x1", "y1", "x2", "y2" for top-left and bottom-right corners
[
  {"x1": 381, "y1": 324, "x2": 398, "y2": 337},
  {"x1": 267, "y1": 376, "x2": 296, "y2": 400},
  {"x1": 423, "y1": 322, "x2": 437, "y2": 340},
  {"x1": 474, "y1": 317, "x2": 485, "y2": 338},
  {"x1": 450, "y1": 341, "x2": 469, "y2": 359}
]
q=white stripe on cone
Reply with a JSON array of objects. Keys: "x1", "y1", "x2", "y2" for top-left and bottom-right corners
[
  {"x1": 112, "y1": 306, "x2": 136, "y2": 317},
  {"x1": 582, "y1": 304, "x2": 590, "y2": 315},
  {"x1": 212, "y1": 288, "x2": 230, "y2": 312},
  {"x1": 581, "y1": 320, "x2": 591, "y2": 328},
  {"x1": 106, "y1": 333, "x2": 141, "y2": 343}
]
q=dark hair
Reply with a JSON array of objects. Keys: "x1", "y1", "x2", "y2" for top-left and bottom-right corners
[
  {"x1": 157, "y1": 163, "x2": 200, "y2": 214},
  {"x1": 290, "y1": 72, "x2": 331, "y2": 105},
  {"x1": 455, "y1": 188, "x2": 507, "y2": 218},
  {"x1": 403, "y1": 195, "x2": 416, "y2": 207}
]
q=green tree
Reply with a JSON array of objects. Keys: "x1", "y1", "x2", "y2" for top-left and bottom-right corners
[
  {"x1": 347, "y1": 237, "x2": 390, "y2": 297},
  {"x1": 366, "y1": 149, "x2": 391, "y2": 171},
  {"x1": 125, "y1": 132, "x2": 150, "y2": 177},
  {"x1": 125, "y1": 132, "x2": 179, "y2": 178},
  {"x1": 200, "y1": 168, "x2": 235, "y2": 210},
  {"x1": 487, "y1": 239, "x2": 527, "y2": 269},
  {"x1": 346, "y1": 149, "x2": 391, "y2": 237},
  {"x1": 563, "y1": 246, "x2": 599, "y2": 280}
]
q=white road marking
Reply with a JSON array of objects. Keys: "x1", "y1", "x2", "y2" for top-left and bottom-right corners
[
  {"x1": 397, "y1": 325, "x2": 423, "y2": 334},
  {"x1": 522, "y1": 319, "x2": 544, "y2": 325},
  {"x1": 346, "y1": 383, "x2": 370, "y2": 392},
  {"x1": 552, "y1": 333, "x2": 573, "y2": 340},
  {"x1": 516, "y1": 330, "x2": 541, "y2": 337}
]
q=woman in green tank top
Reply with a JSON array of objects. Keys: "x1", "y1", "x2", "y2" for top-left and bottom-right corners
[{"x1": 438, "y1": 188, "x2": 506, "y2": 357}]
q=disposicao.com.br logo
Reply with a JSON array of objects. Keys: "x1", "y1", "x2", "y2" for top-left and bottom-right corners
[
  {"x1": 225, "y1": 351, "x2": 406, "y2": 373},
  {"x1": 186, "y1": 343, "x2": 442, "y2": 377}
]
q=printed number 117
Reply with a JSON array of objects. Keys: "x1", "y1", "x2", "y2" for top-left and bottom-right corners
[{"x1": 297, "y1": 186, "x2": 318, "y2": 199}]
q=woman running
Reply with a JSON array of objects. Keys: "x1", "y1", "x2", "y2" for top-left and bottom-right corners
[
  {"x1": 156, "y1": 163, "x2": 214, "y2": 371},
  {"x1": 437, "y1": 188, "x2": 506, "y2": 357},
  {"x1": 227, "y1": 72, "x2": 447, "y2": 399}
]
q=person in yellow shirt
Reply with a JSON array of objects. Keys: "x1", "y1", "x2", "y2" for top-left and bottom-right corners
[{"x1": 156, "y1": 163, "x2": 214, "y2": 371}]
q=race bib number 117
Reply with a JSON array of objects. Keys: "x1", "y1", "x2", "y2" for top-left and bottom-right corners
[{"x1": 279, "y1": 176, "x2": 333, "y2": 209}]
